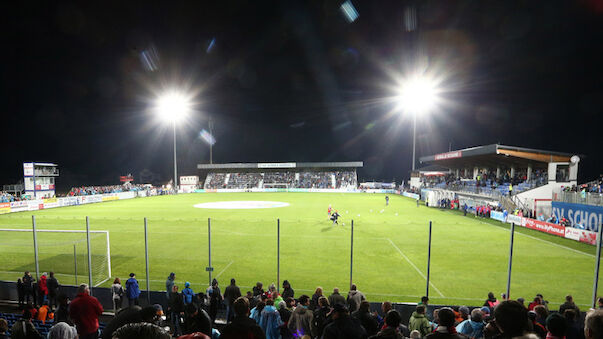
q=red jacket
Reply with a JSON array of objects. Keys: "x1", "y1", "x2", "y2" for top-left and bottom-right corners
[
  {"x1": 69, "y1": 292, "x2": 103, "y2": 335},
  {"x1": 39, "y1": 275, "x2": 48, "y2": 295}
]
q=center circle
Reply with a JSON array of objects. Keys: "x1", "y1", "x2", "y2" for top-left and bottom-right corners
[{"x1": 193, "y1": 201, "x2": 290, "y2": 209}]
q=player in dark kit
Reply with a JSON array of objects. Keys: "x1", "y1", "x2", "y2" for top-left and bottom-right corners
[
  {"x1": 330, "y1": 211, "x2": 340, "y2": 225},
  {"x1": 385, "y1": 195, "x2": 389, "y2": 206}
]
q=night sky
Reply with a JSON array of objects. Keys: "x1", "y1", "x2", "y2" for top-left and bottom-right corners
[{"x1": 3, "y1": 1, "x2": 603, "y2": 191}]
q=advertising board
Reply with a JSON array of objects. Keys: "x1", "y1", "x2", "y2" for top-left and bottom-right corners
[
  {"x1": 506, "y1": 214, "x2": 523, "y2": 225},
  {"x1": 552, "y1": 201, "x2": 603, "y2": 231},
  {"x1": 524, "y1": 218, "x2": 565, "y2": 237},
  {"x1": 0, "y1": 203, "x2": 10, "y2": 214},
  {"x1": 10, "y1": 201, "x2": 29, "y2": 212},
  {"x1": 490, "y1": 211, "x2": 507, "y2": 223}
]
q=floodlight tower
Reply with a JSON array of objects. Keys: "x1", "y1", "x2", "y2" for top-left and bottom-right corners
[
  {"x1": 156, "y1": 91, "x2": 190, "y2": 192},
  {"x1": 398, "y1": 76, "x2": 439, "y2": 171}
]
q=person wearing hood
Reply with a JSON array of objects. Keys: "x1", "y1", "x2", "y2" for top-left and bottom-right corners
[
  {"x1": 456, "y1": 309, "x2": 485, "y2": 339},
  {"x1": 260, "y1": 299, "x2": 284, "y2": 339},
  {"x1": 207, "y1": 278, "x2": 223, "y2": 323},
  {"x1": 48, "y1": 322, "x2": 78, "y2": 339},
  {"x1": 38, "y1": 273, "x2": 48, "y2": 305},
  {"x1": 409, "y1": 305, "x2": 432, "y2": 337},
  {"x1": 182, "y1": 282, "x2": 195, "y2": 305},
  {"x1": 165, "y1": 273, "x2": 175, "y2": 300},
  {"x1": 125, "y1": 273, "x2": 141, "y2": 307},
  {"x1": 346, "y1": 284, "x2": 366, "y2": 312},
  {"x1": 287, "y1": 295, "x2": 312, "y2": 337},
  {"x1": 483, "y1": 292, "x2": 499, "y2": 312},
  {"x1": 281, "y1": 280, "x2": 294, "y2": 300}
]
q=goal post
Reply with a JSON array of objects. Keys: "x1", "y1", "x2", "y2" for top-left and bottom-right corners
[{"x1": 0, "y1": 228, "x2": 111, "y2": 287}]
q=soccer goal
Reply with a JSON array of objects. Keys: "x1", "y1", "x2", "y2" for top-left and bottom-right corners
[{"x1": 0, "y1": 229, "x2": 111, "y2": 287}]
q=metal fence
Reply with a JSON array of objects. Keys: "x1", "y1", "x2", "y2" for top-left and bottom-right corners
[
  {"x1": 1, "y1": 216, "x2": 602, "y2": 308},
  {"x1": 554, "y1": 191, "x2": 603, "y2": 206}
]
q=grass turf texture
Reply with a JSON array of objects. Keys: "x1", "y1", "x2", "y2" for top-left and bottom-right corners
[{"x1": 0, "y1": 192, "x2": 599, "y2": 308}]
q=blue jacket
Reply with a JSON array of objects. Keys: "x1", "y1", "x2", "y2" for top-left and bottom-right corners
[
  {"x1": 182, "y1": 287, "x2": 195, "y2": 304},
  {"x1": 250, "y1": 306, "x2": 262, "y2": 324},
  {"x1": 456, "y1": 319, "x2": 485, "y2": 339},
  {"x1": 260, "y1": 305, "x2": 283, "y2": 339},
  {"x1": 125, "y1": 278, "x2": 140, "y2": 299}
]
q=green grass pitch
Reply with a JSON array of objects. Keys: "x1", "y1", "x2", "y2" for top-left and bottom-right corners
[{"x1": 0, "y1": 192, "x2": 600, "y2": 308}]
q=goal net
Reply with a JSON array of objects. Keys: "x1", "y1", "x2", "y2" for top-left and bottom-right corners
[{"x1": 0, "y1": 229, "x2": 111, "y2": 287}]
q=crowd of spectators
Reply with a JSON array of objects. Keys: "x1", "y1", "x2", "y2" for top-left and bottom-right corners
[
  {"x1": 66, "y1": 183, "x2": 154, "y2": 197},
  {"x1": 6, "y1": 269, "x2": 603, "y2": 339},
  {"x1": 204, "y1": 170, "x2": 358, "y2": 190},
  {"x1": 0, "y1": 191, "x2": 29, "y2": 203},
  {"x1": 561, "y1": 177, "x2": 603, "y2": 195}
]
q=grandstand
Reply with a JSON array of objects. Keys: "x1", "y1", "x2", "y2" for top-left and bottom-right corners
[{"x1": 198, "y1": 161, "x2": 362, "y2": 190}]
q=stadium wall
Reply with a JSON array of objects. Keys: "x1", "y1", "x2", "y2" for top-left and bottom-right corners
[{"x1": 194, "y1": 188, "x2": 395, "y2": 194}]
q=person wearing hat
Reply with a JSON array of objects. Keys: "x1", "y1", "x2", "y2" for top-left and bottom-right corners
[
  {"x1": 321, "y1": 303, "x2": 366, "y2": 339},
  {"x1": 182, "y1": 282, "x2": 195, "y2": 305},
  {"x1": 125, "y1": 273, "x2": 141, "y2": 307}
]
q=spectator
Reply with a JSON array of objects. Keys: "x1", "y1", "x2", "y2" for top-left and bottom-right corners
[
  {"x1": 528, "y1": 296, "x2": 543, "y2": 311},
  {"x1": 182, "y1": 303, "x2": 212, "y2": 337},
  {"x1": 0, "y1": 318, "x2": 8, "y2": 339},
  {"x1": 425, "y1": 308, "x2": 466, "y2": 339},
  {"x1": 166, "y1": 272, "x2": 175, "y2": 300},
  {"x1": 312, "y1": 296, "x2": 331, "y2": 338},
  {"x1": 347, "y1": 284, "x2": 366, "y2": 312},
  {"x1": 221, "y1": 296, "x2": 265, "y2": 339},
  {"x1": 125, "y1": 273, "x2": 141, "y2": 307},
  {"x1": 168, "y1": 285, "x2": 184, "y2": 337},
  {"x1": 419, "y1": 296, "x2": 429, "y2": 307},
  {"x1": 68, "y1": 284, "x2": 103, "y2": 339},
  {"x1": 559, "y1": 295, "x2": 580, "y2": 315},
  {"x1": 110, "y1": 278, "x2": 124, "y2": 312},
  {"x1": 456, "y1": 309, "x2": 485, "y2": 339},
  {"x1": 17, "y1": 278, "x2": 25, "y2": 307},
  {"x1": 11, "y1": 309, "x2": 42, "y2": 339},
  {"x1": 352, "y1": 300, "x2": 379, "y2": 336},
  {"x1": 224, "y1": 278, "x2": 242, "y2": 322},
  {"x1": 260, "y1": 299, "x2": 284, "y2": 339},
  {"x1": 377, "y1": 302, "x2": 410, "y2": 336},
  {"x1": 250, "y1": 300, "x2": 266, "y2": 324},
  {"x1": 534, "y1": 305, "x2": 548, "y2": 329},
  {"x1": 484, "y1": 292, "x2": 499, "y2": 311},
  {"x1": 207, "y1": 278, "x2": 223, "y2": 323},
  {"x1": 47, "y1": 272, "x2": 60, "y2": 309},
  {"x1": 321, "y1": 303, "x2": 367, "y2": 339},
  {"x1": 311, "y1": 286, "x2": 324, "y2": 310},
  {"x1": 254, "y1": 282, "x2": 265, "y2": 297},
  {"x1": 48, "y1": 322, "x2": 78, "y2": 339},
  {"x1": 100, "y1": 306, "x2": 144, "y2": 339},
  {"x1": 182, "y1": 282, "x2": 195, "y2": 305},
  {"x1": 563, "y1": 309, "x2": 582, "y2": 339},
  {"x1": 37, "y1": 273, "x2": 48, "y2": 305},
  {"x1": 584, "y1": 309, "x2": 603, "y2": 339},
  {"x1": 288, "y1": 294, "x2": 313, "y2": 337},
  {"x1": 278, "y1": 299, "x2": 294, "y2": 339},
  {"x1": 598, "y1": 297, "x2": 603, "y2": 310},
  {"x1": 22, "y1": 271, "x2": 34, "y2": 305},
  {"x1": 36, "y1": 301, "x2": 52, "y2": 323},
  {"x1": 409, "y1": 305, "x2": 431, "y2": 337},
  {"x1": 54, "y1": 294, "x2": 71, "y2": 325},
  {"x1": 111, "y1": 323, "x2": 171, "y2": 339},
  {"x1": 329, "y1": 288, "x2": 346, "y2": 308},
  {"x1": 546, "y1": 313, "x2": 567, "y2": 339},
  {"x1": 282, "y1": 280, "x2": 295, "y2": 300},
  {"x1": 527, "y1": 311, "x2": 547, "y2": 339},
  {"x1": 372, "y1": 309, "x2": 405, "y2": 339},
  {"x1": 489, "y1": 300, "x2": 530, "y2": 338}
]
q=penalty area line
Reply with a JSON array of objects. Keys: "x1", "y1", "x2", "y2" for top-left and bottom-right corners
[{"x1": 387, "y1": 238, "x2": 445, "y2": 297}]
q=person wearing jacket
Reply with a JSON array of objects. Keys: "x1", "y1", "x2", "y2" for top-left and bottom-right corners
[
  {"x1": 425, "y1": 308, "x2": 467, "y2": 339},
  {"x1": 321, "y1": 303, "x2": 366, "y2": 339},
  {"x1": 287, "y1": 295, "x2": 313, "y2": 337},
  {"x1": 312, "y1": 296, "x2": 331, "y2": 338},
  {"x1": 168, "y1": 285, "x2": 185, "y2": 337},
  {"x1": 409, "y1": 305, "x2": 431, "y2": 337},
  {"x1": 372, "y1": 310, "x2": 406, "y2": 339},
  {"x1": 38, "y1": 273, "x2": 48, "y2": 305},
  {"x1": 328, "y1": 288, "x2": 346, "y2": 308},
  {"x1": 182, "y1": 282, "x2": 195, "y2": 305},
  {"x1": 347, "y1": 284, "x2": 366, "y2": 312},
  {"x1": 47, "y1": 272, "x2": 60, "y2": 309},
  {"x1": 250, "y1": 300, "x2": 266, "y2": 324},
  {"x1": 125, "y1": 273, "x2": 140, "y2": 307},
  {"x1": 224, "y1": 278, "x2": 242, "y2": 322},
  {"x1": 260, "y1": 299, "x2": 284, "y2": 339},
  {"x1": 111, "y1": 278, "x2": 124, "y2": 312},
  {"x1": 221, "y1": 297, "x2": 265, "y2": 339},
  {"x1": 483, "y1": 292, "x2": 499, "y2": 312},
  {"x1": 352, "y1": 300, "x2": 379, "y2": 337},
  {"x1": 69, "y1": 284, "x2": 103, "y2": 339},
  {"x1": 165, "y1": 273, "x2": 175, "y2": 300},
  {"x1": 22, "y1": 272, "x2": 34, "y2": 305},
  {"x1": 281, "y1": 280, "x2": 294, "y2": 300},
  {"x1": 456, "y1": 309, "x2": 485, "y2": 339}
]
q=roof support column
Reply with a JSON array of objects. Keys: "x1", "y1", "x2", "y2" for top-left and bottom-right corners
[
  {"x1": 527, "y1": 164, "x2": 532, "y2": 182},
  {"x1": 496, "y1": 166, "x2": 501, "y2": 179},
  {"x1": 473, "y1": 167, "x2": 479, "y2": 180},
  {"x1": 510, "y1": 166, "x2": 515, "y2": 180}
]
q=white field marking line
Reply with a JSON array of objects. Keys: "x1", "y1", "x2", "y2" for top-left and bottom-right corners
[
  {"x1": 387, "y1": 238, "x2": 445, "y2": 297},
  {"x1": 476, "y1": 221, "x2": 595, "y2": 258},
  {"x1": 94, "y1": 276, "x2": 111, "y2": 287},
  {"x1": 214, "y1": 260, "x2": 234, "y2": 279}
]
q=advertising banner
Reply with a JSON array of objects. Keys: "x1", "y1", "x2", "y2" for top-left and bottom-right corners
[
  {"x1": 435, "y1": 151, "x2": 462, "y2": 160},
  {"x1": 10, "y1": 201, "x2": 29, "y2": 212},
  {"x1": 0, "y1": 203, "x2": 10, "y2": 214},
  {"x1": 564, "y1": 227, "x2": 581, "y2": 241},
  {"x1": 23, "y1": 163, "x2": 34, "y2": 176},
  {"x1": 102, "y1": 194, "x2": 119, "y2": 202},
  {"x1": 579, "y1": 230, "x2": 597, "y2": 245},
  {"x1": 43, "y1": 198, "x2": 59, "y2": 209},
  {"x1": 28, "y1": 200, "x2": 44, "y2": 211},
  {"x1": 551, "y1": 201, "x2": 603, "y2": 232},
  {"x1": 402, "y1": 192, "x2": 420, "y2": 200},
  {"x1": 524, "y1": 218, "x2": 565, "y2": 237},
  {"x1": 117, "y1": 191, "x2": 137, "y2": 200},
  {"x1": 506, "y1": 214, "x2": 523, "y2": 225},
  {"x1": 490, "y1": 211, "x2": 507, "y2": 223}
]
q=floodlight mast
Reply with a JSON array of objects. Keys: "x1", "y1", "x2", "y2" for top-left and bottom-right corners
[
  {"x1": 156, "y1": 91, "x2": 190, "y2": 193},
  {"x1": 398, "y1": 76, "x2": 438, "y2": 171}
]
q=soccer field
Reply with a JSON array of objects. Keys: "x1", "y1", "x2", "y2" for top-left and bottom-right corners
[{"x1": 0, "y1": 192, "x2": 599, "y2": 308}]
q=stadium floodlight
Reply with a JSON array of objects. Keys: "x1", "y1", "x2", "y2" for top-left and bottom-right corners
[
  {"x1": 397, "y1": 75, "x2": 440, "y2": 171},
  {"x1": 155, "y1": 90, "x2": 192, "y2": 192}
]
